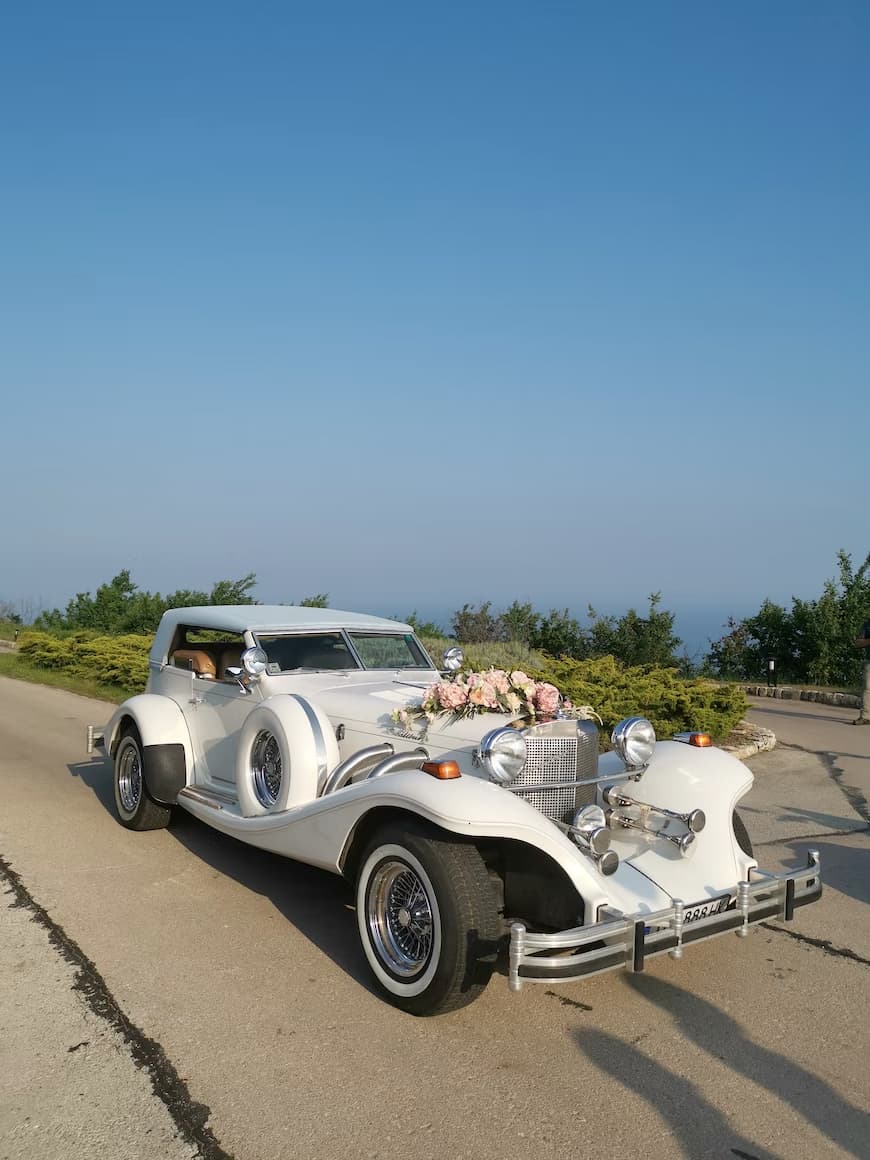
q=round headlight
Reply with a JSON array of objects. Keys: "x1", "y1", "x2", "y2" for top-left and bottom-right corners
[
  {"x1": 479, "y1": 726, "x2": 527, "y2": 784},
  {"x1": 611, "y1": 716, "x2": 656, "y2": 770}
]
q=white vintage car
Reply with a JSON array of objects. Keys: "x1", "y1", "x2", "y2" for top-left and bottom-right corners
[{"x1": 88, "y1": 605, "x2": 821, "y2": 1015}]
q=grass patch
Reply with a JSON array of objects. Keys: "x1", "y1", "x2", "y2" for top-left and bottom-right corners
[{"x1": 0, "y1": 652, "x2": 129, "y2": 703}]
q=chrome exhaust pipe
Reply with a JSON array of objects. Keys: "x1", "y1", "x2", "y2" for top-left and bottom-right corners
[{"x1": 603, "y1": 786, "x2": 706, "y2": 833}]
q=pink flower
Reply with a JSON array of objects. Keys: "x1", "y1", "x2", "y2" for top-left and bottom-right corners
[
  {"x1": 435, "y1": 681, "x2": 468, "y2": 711},
  {"x1": 489, "y1": 669, "x2": 510, "y2": 695},
  {"x1": 534, "y1": 682, "x2": 561, "y2": 716},
  {"x1": 468, "y1": 680, "x2": 499, "y2": 709},
  {"x1": 510, "y1": 670, "x2": 530, "y2": 686}
]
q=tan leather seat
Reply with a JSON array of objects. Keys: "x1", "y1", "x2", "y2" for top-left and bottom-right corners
[
  {"x1": 172, "y1": 648, "x2": 217, "y2": 679},
  {"x1": 219, "y1": 646, "x2": 243, "y2": 677}
]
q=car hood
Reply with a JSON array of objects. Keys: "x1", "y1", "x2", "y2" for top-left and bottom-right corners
[{"x1": 257, "y1": 671, "x2": 516, "y2": 746}]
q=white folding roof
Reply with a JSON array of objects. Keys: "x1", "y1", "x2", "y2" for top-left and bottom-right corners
[{"x1": 158, "y1": 605, "x2": 412, "y2": 634}]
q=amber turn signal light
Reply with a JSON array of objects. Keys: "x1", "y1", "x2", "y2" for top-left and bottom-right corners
[
  {"x1": 689, "y1": 733, "x2": 712, "y2": 747},
  {"x1": 421, "y1": 760, "x2": 461, "y2": 780}
]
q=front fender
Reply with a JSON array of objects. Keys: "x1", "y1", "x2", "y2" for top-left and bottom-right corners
[
  {"x1": 106, "y1": 695, "x2": 193, "y2": 804},
  {"x1": 210, "y1": 771, "x2": 675, "y2": 919}
]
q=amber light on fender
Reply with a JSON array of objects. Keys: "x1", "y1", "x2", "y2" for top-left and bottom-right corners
[
  {"x1": 421, "y1": 760, "x2": 461, "y2": 779},
  {"x1": 673, "y1": 731, "x2": 713, "y2": 747}
]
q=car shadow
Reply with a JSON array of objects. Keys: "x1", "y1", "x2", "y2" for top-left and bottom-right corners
[
  {"x1": 773, "y1": 805, "x2": 868, "y2": 834},
  {"x1": 68, "y1": 755, "x2": 377, "y2": 995},
  {"x1": 68, "y1": 758, "x2": 116, "y2": 815},
  {"x1": 622, "y1": 975, "x2": 868, "y2": 1158},
  {"x1": 782, "y1": 835, "x2": 870, "y2": 906},
  {"x1": 573, "y1": 1026, "x2": 786, "y2": 1160}
]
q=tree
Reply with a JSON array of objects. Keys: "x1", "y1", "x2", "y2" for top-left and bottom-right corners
[
  {"x1": 587, "y1": 593, "x2": 682, "y2": 667},
  {"x1": 451, "y1": 602, "x2": 503, "y2": 644},
  {"x1": 298, "y1": 593, "x2": 329, "y2": 608},
  {"x1": 35, "y1": 570, "x2": 259, "y2": 635},
  {"x1": 705, "y1": 551, "x2": 870, "y2": 687}
]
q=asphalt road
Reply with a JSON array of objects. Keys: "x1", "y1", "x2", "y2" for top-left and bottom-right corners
[{"x1": 1, "y1": 679, "x2": 868, "y2": 1160}]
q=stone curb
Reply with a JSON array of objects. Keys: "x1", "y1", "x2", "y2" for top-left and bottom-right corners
[
  {"x1": 720, "y1": 720, "x2": 777, "y2": 762},
  {"x1": 741, "y1": 684, "x2": 861, "y2": 709}
]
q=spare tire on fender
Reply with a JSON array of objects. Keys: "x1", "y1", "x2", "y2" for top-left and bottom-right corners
[{"x1": 235, "y1": 696, "x2": 339, "y2": 817}]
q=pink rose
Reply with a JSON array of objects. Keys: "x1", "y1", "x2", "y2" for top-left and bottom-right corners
[
  {"x1": 436, "y1": 681, "x2": 468, "y2": 711},
  {"x1": 468, "y1": 680, "x2": 499, "y2": 709},
  {"x1": 490, "y1": 669, "x2": 510, "y2": 695},
  {"x1": 534, "y1": 682, "x2": 561, "y2": 716}
]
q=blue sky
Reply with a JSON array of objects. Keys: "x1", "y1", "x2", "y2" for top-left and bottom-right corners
[{"x1": 1, "y1": 1, "x2": 867, "y2": 655}]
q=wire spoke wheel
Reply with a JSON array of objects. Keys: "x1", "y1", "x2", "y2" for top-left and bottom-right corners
[
  {"x1": 251, "y1": 729, "x2": 283, "y2": 807},
  {"x1": 117, "y1": 741, "x2": 143, "y2": 813},
  {"x1": 367, "y1": 859, "x2": 435, "y2": 977}
]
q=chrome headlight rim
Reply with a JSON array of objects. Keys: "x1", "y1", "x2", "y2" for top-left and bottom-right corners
[
  {"x1": 479, "y1": 725, "x2": 527, "y2": 785},
  {"x1": 611, "y1": 716, "x2": 656, "y2": 770}
]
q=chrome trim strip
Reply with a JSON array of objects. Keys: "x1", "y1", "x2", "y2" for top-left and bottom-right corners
[
  {"x1": 507, "y1": 772, "x2": 634, "y2": 793},
  {"x1": 178, "y1": 786, "x2": 236, "y2": 810},
  {"x1": 289, "y1": 694, "x2": 330, "y2": 794}
]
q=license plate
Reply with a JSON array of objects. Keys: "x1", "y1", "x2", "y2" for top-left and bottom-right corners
[{"x1": 683, "y1": 894, "x2": 731, "y2": 925}]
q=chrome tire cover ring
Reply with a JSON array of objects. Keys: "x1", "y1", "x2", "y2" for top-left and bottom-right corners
[
  {"x1": 117, "y1": 740, "x2": 142, "y2": 814},
  {"x1": 251, "y1": 729, "x2": 283, "y2": 807},
  {"x1": 366, "y1": 859, "x2": 435, "y2": 978}
]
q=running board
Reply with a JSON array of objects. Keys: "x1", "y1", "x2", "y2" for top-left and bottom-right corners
[{"x1": 178, "y1": 786, "x2": 238, "y2": 811}]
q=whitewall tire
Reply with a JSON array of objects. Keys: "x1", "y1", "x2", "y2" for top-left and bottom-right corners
[{"x1": 355, "y1": 821, "x2": 500, "y2": 1015}]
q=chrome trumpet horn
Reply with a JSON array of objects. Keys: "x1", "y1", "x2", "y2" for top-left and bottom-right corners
[
  {"x1": 603, "y1": 786, "x2": 706, "y2": 834},
  {"x1": 568, "y1": 805, "x2": 620, "y2": 876},
  {"x1": 605, "y1": 809, "x2": 697, "y2": 856}
]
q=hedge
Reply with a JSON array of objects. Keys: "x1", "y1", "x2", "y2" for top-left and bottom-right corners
[
  {"x1": 527, "y1": 654, "x2": 746, "y2": 742},
  {"x1": 15, "y1": 630, "x2": 746, "y2": 741},
  {"x1": 18, "y1": 630, "x2": 150, "y2": 694}
]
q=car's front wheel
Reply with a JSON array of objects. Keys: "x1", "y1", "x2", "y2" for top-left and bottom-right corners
[
  {"x1": 113, "y1": 726, "x2": 172, "y2": 831},
  {"x1": 355, "y1": 821, "x2": 500, "y2": 1015}
]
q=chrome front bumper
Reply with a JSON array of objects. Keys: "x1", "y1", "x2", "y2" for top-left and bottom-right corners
[{"x1": 508, "y1": 850, "x2": 821, "y2": 991}]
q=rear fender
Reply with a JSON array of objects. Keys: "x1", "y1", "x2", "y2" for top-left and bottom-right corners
[{"x1": 106, "y1": 695, "x2": 193, "y2": 804}]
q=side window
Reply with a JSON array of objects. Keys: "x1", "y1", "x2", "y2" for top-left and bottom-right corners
[{"x1": 168, "y1": 626, "x2": 246, "y2": 681}]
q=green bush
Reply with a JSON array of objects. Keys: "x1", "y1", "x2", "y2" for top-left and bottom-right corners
[
  {"x1": 18, "y1": 630, "x2": 151, "y2": 695},
  {"x1": 419, "y1": 635, "x2": 548, "y2": 673},
  {"x1": 14, "y1": 629, "x2": 746, "y2": 742},
  {"x1": 527, "y1": 655, "x2": 746, "y2": 743}
]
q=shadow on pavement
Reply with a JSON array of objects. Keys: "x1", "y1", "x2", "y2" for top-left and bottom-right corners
[
  {"x1": 68, "y1": 758, "x2": 116, "y2": 815},
  {"x1": 783, "y1": 835, "x2": 870, "y2": 906},
  {"x1": 574, "y1": 1026, "x2": 785, "y2": 1160},
  {"x1": 624, "y1": 975, "x2": 868, "y2": 1159},
  {"x1": 67, "y1": 756, "x2": 376, "y2": 994}
]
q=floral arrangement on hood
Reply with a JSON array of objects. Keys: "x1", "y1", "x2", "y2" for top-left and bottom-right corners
[{"x1": 391, "y1": 668, "x2": 568, "y2": 732}]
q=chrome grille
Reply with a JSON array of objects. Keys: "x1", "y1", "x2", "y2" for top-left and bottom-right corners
[{"x1": 511, "y1": 721, "x2": 599, "y2": 823}]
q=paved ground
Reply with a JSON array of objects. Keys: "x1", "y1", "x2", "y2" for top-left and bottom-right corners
[{"x1": 0, "y1": 679, "x2": 867, "y2": 1160}]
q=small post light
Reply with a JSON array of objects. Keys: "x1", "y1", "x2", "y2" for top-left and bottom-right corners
[{"x1": 766, "y1": 657, "x2": 777, "y2": 688}]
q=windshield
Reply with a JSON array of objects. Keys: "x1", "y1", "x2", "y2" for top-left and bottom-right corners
[
  {"x1": 348, "y1": 632, "x2": 432, "y2": 670},
  {"x1": 254, "y1": 631, "x2": 433, "y2": 673}
]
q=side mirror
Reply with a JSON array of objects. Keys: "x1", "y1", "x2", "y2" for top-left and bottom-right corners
[{"x1": 442, "y1": 646, "x2": 464, "y2": 672}]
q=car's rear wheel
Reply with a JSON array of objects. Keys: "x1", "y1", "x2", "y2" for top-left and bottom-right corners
[
  {"x1": 732, "y1": 810, "x2": 753, "y2": 857},
  {"x1": 113, "y1": 726, "x2": 172, "y2": 831},
  {"x1": 355, "y1": 821, "x2": 500, "y2": 1015}
]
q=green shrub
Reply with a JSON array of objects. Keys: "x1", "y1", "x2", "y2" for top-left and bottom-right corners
[
  {"x1": 527, "y1": 655, "x2": 746, "y2": 743},
  {"x1": 18, "y1": 630, "x2": 151, "y2": 695},
  {"x1": 420, "y1": 635, "x2": 547, "y2": 673}
]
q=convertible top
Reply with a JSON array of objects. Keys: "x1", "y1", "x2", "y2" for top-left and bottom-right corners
[{"x1": 156, "y1": 605, "x2": 412, "y2": 635}]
